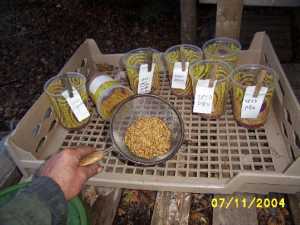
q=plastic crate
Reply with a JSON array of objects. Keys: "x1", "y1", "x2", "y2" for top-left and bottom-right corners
[{"x1": 5, "y1": 32, "x2": 300, "y2": 194}]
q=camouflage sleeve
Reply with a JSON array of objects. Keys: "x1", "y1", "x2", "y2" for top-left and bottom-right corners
[{"x1": 0, "y1": 176, "x2": 67, "y2": 225}]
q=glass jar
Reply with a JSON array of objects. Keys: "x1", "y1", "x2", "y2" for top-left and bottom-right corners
[
  {"x1": 88, "y1": 73, "x2": 133, "y2": 120},
  {"x1": 164, "y1": 44, "x2": 203, "y2": 96},
  {"x1": 189, "y1": 60, "x2": 232, "y2": 118},
  {"x1": 122, "y1": 48, "x2": 161, "y2": 94},
  {"x1": 202, "y1": 37, "x2": 241, "y2": 67},
  {"x1": 231, "y1": 64, "x2": 276, "y2": 128},
  {"x1": 44, "y1": 72, "x2": 90, "y2": 130}
]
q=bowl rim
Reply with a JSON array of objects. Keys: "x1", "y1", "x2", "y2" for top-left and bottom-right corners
[{"x1": 109, "y1": 94, "x2": 185, "y2": 166}]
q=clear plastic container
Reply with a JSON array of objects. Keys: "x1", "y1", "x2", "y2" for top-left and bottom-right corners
[
  {"x1": 164, "y1": 44, "x2": 203, "y2": 96},
  {"x1": 122, "y1": 48, "x2": 161, "y2": 94},
  {"x1": 231, "y1": 64, "x2": 276, "y2": 128},
  {"x1": 189, "y1": 60, "x2": 232, "y2": 118},
  {"x1": 88, "y1": 74, "x2": 133, "y2": 120},
  {"x1": 44, "y1": 72, "x2": 90, "y2": 130},
  {"x1": 202, "y1": 37, "x2": 241, "y2": 67}
]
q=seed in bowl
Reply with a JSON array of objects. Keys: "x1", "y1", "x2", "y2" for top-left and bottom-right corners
[{"x1": 124, "y1": 117, "x2": 171, "y2": 159}]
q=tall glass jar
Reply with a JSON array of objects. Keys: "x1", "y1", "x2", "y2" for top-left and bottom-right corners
[
  {"x1": 202, "y1": 37, "x2": 241, "y2": 67},
  {"x1": 189, "y1": 60, "x2": 232, "y2": 118},
  {"x1": 122, "y1": 48, "x2": 161, "y2": 94},
  {"x1": 88, "y1": 73, "x2": 133, "y2": 120},
  {"x1": 231, "y1": 64, "x2": 276, "y2": 128},
  {"x1": 44, "y1": 72, "x2": 90, "y2": 130},
  {"x1": 164, "y1": 44, "x2": 203, "y2": 96}
]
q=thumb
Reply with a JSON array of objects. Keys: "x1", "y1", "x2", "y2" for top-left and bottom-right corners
[{"x1": 79, "y1": 163, "x2": 101, "y2": 179}]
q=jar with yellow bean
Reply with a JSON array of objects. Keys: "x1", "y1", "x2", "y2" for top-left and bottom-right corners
[
  {"x1": 202, "y1": 37, "x2": 241, "y2": 67},
  {"x1": 44, "y1": 72, "x2": 90, "y2": 130},
  {"x1": 122, "y1": 48, "x2": 161, "y2": 94},
  {"x1": 189, "y1": 60, "x2": 232, "y2": 119},
  {"x1": 231, "y1": 64, "x2": 276, "y2": 128},
  {"x1": 88, "y1": 73, "x2": 134, "y2": 120},
  {"x1": 164, "y1": 44, "x2": 203, "y2": 96}
]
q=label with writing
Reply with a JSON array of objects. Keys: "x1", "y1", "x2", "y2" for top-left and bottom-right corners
[
  {"x1": 241, "y1": 86, "x2": 268, "y2": 119},
  {"x1": 193, "y1": 79, "x2": 217, "y2": 114},
  {"x1": 138, "y1": 63, "x2": 155, "y2": 94},
  {"x1": 62, "y1": 87, "x2": 90, "y2": 122},
  {"x1": 171, "y1": 62, "x2": 189, "y2": 89}
]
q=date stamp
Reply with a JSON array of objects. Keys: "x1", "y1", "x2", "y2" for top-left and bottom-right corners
[{"x1": 211, "y1": 196, "x2": 285, "y2": 209}]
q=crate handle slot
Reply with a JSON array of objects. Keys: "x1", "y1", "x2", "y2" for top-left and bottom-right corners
[
  {"x1": 294, "y1": 131, "x2": 300, "y2": 149},
  {"x1": 281, "y1": 122, "x2": 288, "y2": 138},
  {"x1": 278, "y1": 79, "x2": 285, "y2": 97},
  {"x1": 35, "y1": 137, "x2": 46, "y2": 153},
  {"x1": 284, "y1": 108, "x2": 292, "y2": 126},
  {"x1": 48, "y1": 120, "x2": 57, "y2": 132},
  {"x1": 43, "y1": 108, "x2": 52, "y2": 120},
  {"x1": 32, "y1": 124, "x2": 41, "y2": 137}
]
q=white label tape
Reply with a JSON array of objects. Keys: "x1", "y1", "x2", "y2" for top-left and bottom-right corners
[
  {"x1": 241, "y1": 86, "x2": 268, "y2": 119},
  {"x1": 193, "y1": 79, "x2": 217, "y2": 114},
  {"x1": 89, "y1": 75, "x2": 113, "y2": 94},
  {"x1": 138, "y1": 63, "x2": 155, "y2": 94},
  {"x1": 171, "y1": 62, "x2": 189, "y2": 89},
  {"x1": 62, "y1": 87, "x2": 90, "y2": 122}
]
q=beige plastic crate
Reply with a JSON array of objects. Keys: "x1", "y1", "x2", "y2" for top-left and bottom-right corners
[{"x1": 5, "y1": 32, "x2": 300, "y2": 194}]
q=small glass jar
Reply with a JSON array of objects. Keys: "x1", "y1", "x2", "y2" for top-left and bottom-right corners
[
  {"x1": 164, "y1": 44, "x2": 203, "y2": 96},
  {"x1": 202, "y1": 37, "x2": 241, "y2": 67},
  {"x1": 88, "y1": 73, "x2": 133, "y2": 120},
  {"x1": 122, "y1": 48, "x2": 161, "y2": 94},
  {"x1": 189, "y1": 60, "x2": 232, "y2": 118},
  {"x1": 231, "y1": 64, "x2": 276, "y2": 128},
  {"x1": 44, "y1": 72, "x2": 90, "y2": 130}
]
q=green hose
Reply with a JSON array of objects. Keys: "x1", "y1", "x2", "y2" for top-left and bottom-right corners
[{"x1": 0, "y1": 182, "x2": 88, "y2": 225}]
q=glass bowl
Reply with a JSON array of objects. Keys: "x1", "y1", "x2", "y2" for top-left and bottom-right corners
[{"x1": 110, "y1": 94, "x2": 184, "y2": 166}]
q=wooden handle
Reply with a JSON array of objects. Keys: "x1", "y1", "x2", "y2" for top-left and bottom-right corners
[
  {"x1": 180, "y1": 46, "x2": 186, "y2": 71},
  {"x1": 253, "y1": 70, "x2": 266, "y2": 97},
  {"x1": 148, "y1": 49, "x2": 153, "y2": 72},
  {"x1": 79, "y1": 151, "x2": 104, "y2": 166},
  {"x1": 62, "y1": 74, "x2": 73, "y2": 98},
  {"x1": 208, "y1": 64, "x2": 217, "y2": 87}
]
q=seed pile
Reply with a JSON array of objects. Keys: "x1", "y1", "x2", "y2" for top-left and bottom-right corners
[{"x1": 124, "y1": 117, "x2": 171, "y2": 159}]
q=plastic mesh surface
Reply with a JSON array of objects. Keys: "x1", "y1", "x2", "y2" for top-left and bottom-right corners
[{"x1": 61, "y1": 73, "x2": 275, "y2": 179}]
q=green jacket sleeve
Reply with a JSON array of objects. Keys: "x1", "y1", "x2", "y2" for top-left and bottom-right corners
[{"x1": 0, "y1": 176, "x2": 68, "y2": 225}]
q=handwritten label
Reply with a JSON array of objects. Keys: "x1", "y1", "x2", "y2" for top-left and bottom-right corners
[
  {"x1": 138, "y1": 63, "x2": 155, "y2": 94},
  {"x1": 241, "y1": 86, "x2": 268, "y2": 119},
  {"x1": 62, "y1": 87, "x2": 90, "y2": 122},
  {"x1": 193, "y1": 79, "x2": 217, "y2": 114},
  {"x1": 171, "y1": 62, "x2": 189, "y2": 89}
]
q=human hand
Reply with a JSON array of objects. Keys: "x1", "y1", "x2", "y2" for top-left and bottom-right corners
[{"x1": 39, "y1": 147, "x2": 102, "y2": 200}]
